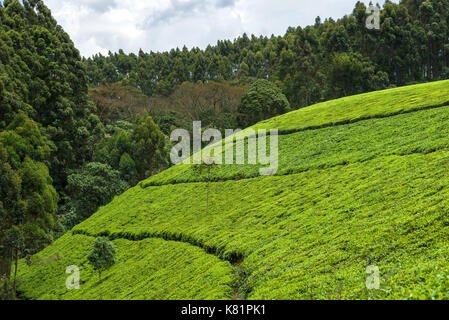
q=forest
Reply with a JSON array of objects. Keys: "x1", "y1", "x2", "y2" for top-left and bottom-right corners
[
  {"x1": 1, "y1": 0, "x2": 449, "y2": 299},
  {"x1": 86, "y1": 0, "x2": 449, "y2": 107}
]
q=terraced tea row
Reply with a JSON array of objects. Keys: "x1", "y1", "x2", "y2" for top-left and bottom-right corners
[
  {"x1": 144, "y1": 103, "x2": 449, "y2": 186},
  {"x1": 17, "y1": 234, "x2": 234, "y2": 300},
  {"x1": 44, "y1": 150, "x2": 449, "y2": 299}
]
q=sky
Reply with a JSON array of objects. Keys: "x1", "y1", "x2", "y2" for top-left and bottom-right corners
[{"x1": 43, "y1": 0, "x2": 386, "y2": 58}]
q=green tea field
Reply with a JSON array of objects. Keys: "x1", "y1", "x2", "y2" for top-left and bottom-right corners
[{"x1": 17, "y1": 80, "x2": 449, "y2": 300}]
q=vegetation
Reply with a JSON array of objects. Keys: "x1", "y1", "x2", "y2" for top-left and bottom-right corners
[
  {"x1": 87, "y1": 237, "x2": 117, "y2": 280},
  {"x1": 247, "y1": 79, "x2": 449, "y2": 133},
  {"x1": 0, "y1": 0, "x2": 98, "y2": 258},
  {"x1": 82, "y1": 0, "x2": 449, "y2": 138},
  {"x1": 17, "y1": 149, "x2": 449, "y2": 299},
  {"x1": 88, "y1": 81, "x2": 247, "y2": 137},
  {"x1": 192, "y1": 160, "x2": 218, "y2": 214},
  {"x1": 0, "y1": 114, "x2": 59, "y2": 293},
  {"x1": 0, "y1": 0, "x2": 102, "y2": 192},
  {"x1": 84, "y1": 0, "x2": 449, "y2": 109},
  {"x1": 4, "y1": 0, "x2": 449, "y2": 301},
  {"x1": 94, "y1": 115, "x2": 170, "y2": 186},
  {"x1": 64, "y1": 163, "x2": 129, "y2": 228},
  {"x1": 16, "y1": 234, "x2": 233, "y2": 300},
  {"x1": 0, "y1": 278, "x2": 15, "y2": 300},
  {"x1": 0, "y1": 0, "x2": 170, "y2": 283},
  {"x1": 237, "y1": 79, "x2": 290, "y2": 128},
  {"x1": 142, "y1": 80, "x2": 449, "y2": 186},
  {"x1": 16, "y1": 78, "x2": 449, "y2": 300}
]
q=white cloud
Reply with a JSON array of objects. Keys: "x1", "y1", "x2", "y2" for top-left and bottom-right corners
[{"x1": 43, "y1": 0, "x2": 390, "y2": 57}]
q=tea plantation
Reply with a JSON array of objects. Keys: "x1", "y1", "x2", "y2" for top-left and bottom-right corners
[{"x1": 16, "y1": 80, "x2": 449, "y2": 300}]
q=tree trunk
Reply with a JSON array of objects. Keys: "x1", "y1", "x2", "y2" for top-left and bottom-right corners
[{"x1": 13, "y1": 250, "x2": 18, "y2": 296}]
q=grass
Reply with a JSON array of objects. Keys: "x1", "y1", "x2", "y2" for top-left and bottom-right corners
[{"x1": 16, "y1": 79, "x2": 449, "y2": 300}]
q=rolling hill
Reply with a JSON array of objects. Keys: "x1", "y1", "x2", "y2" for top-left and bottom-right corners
[{"x1": 17, "y1": 80, "x2": 449, "y2": 300}]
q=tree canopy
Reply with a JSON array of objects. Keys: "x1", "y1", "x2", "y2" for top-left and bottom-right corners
[
  {"x1": 237, "y1": 79, "x2": 290, "y2": 128},
  {"x1": 0, "y1": 0, "x2": 101, "y2": 191},
  {"x1": 84, "y1": 0, "x2": 449, "y2": 108}
]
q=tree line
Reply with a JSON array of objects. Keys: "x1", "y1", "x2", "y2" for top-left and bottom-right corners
[{"x1": 85, "y1": 0, "x2": 449, "y2": 109}]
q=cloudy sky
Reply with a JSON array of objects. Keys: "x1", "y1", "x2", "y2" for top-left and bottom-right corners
[{"x1": 43, "y1": 0, "x2": 382, "y2": 57}]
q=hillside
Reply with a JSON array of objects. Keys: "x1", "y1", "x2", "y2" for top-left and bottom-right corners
[
  {"x1": 85, "y1": 0, "x2": 449, "y2": 110},
  {"x1": 17, "y1": 80, "x2": 449, "y2": 300}
]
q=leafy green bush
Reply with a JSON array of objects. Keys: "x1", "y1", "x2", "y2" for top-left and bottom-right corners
[
  {"x1": 94, "y1": 116, "x2": 169, "y2": 186},
  {"x1": 237, "y1": 79, "x2": 290, "y2": 127},
  {"x1": 65, "y1": 162, "x2": 128, "y2": 227},
  {"x1": 87, "y1": 238, "x2": 117, "y2": 280}
]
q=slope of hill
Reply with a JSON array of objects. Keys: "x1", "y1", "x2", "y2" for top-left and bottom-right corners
[{"x1": 17, "y1": 81, "x2": 449, "y2": 300}]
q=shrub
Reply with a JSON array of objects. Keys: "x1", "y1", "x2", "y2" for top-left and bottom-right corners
[
  {"x1": 237, "y1": 79, "x2": 290, "y2": 127},
  {"x1": 87, "y1": 238, "x2": 117, "y2": 280}
]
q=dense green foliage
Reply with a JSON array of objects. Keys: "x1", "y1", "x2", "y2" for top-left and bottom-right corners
[
  {"x1": 17, "y1": 234, "x2": 233, "y2": 300},
  {"x1": 237, "y1": 79, "x2": 290, "y2": 127},
  {"x1": 0, "y1": 1, "x2": 172, "y2": 287},
  {"x1": 0, "y1": 113, "x2": 58, "y2": 289},
  {"x1": 94, "y1": 116, "x2": 169, "y2": 185},
  {"x1": 87, "y1": 237, "x2": 117, "y2": 279},
  {"x1": 0, "y1": 278, "x2": 15, "y2": 300},
  {"x1": 0, "y1": 0, "x2": 102, "y2": 285},
  {"x1": 84, "y1": 0, "x2": 449, "y2": 109},
  {"x1": 17, "y1": 79, "x2": 449, "y2": 300},
  {"x1": 0, "y1": 1, "x2": 174, "y2": 258},
  {"x1": 0, "y1": 0, "x2": 102, "y2": 190},
  {"x1": 18, "y1": 150, "x2": 449, "y2": 300},
  {"x1": 4, "y1": 0, "x2": 449, "y2": 301},
  {"x1": 63, "y1": 163, "x2": 128, "y2": 228}
]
